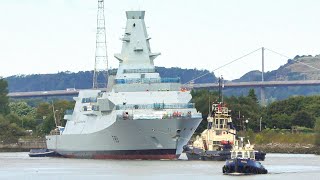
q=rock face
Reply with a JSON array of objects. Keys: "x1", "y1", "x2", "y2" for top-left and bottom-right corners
[{"x1": 255, "y1": 143, "x2": 320, "y2": 154}]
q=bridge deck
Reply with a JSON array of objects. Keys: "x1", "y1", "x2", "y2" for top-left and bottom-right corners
[{"x1": 7, "y1": 80, "x2": 320, "y2": 98}]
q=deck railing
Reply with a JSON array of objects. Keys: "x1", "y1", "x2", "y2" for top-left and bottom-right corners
[
  {"x1": 116, "y1": 103, "x2": 195, "y2": 110},
  {"x1": 115, "y1": 77, "x2": 180, "y2": 84}
]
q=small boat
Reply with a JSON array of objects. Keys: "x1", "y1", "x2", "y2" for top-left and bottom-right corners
[
  {"x1": 222, "y1": 137, "x2": 268, "y2": 175},
  {"x1": 28, "y1": 149, "x2": 61, "y2": 157}
]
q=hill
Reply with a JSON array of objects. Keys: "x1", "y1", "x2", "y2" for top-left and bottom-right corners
[
  {"x1": 5, "y1": 54, "x2": 320, "y2": 101},
  {"x1": 227, "y1": 55, "x2": 320, "y2": 100},
  {"x1": 234, "y1": 55, "x2": 320, "y2": 82},
  {"x1": 5, "y1": 67, "x2": 217, "y2": 92}
]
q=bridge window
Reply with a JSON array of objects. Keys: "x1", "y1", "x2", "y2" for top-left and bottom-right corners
[
  {"x1": 207, "y1": 122, "x2": 213, "y2": 129},
  {"x1": 92, "y1": 105, "x2": 99, "y2": 111},
  {"x1": 82, "y1": 97, "x2": 97, "y2": 103},
  {"x1": 231, "y1": 152, "x2": 237, "y2": 159},
  {"x1": 220, "y1": 119, "x2": 224, "y2": 128},
  {"x1": 250, "y1": 152, "x2": 254, "y2": 158},
  {"x1": 244, "y1": 152, "x2": 248, "y2": 158}
]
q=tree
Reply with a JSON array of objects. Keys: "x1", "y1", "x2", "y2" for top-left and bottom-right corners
[
  {"x1": 5, "y1": 113, "x2": 22, "y2": 126},
  {"x1": 292, "y1": 110, "x2": 315, "y2": 128},
  {"x1": 248, "y1": 89, "x2": 258, "y2": 103},
  {"x1": 225, "y1": 95, "x2": 262, "y2": 131},
  {"x1": 40, "y1": 114, "x2": 55, "y2": 134},
  {"x1": 0, "y1": 78, "x2": 10, "y2": 115},
  {"x1": 35, "y1": 102, "x2": 51, "y2": 119},
  {"x1": 0, "y1": 115, "x2": 26, "y2": 143},
  {"x1": 315, "y1": 118, "x2": 320, "y2": 146},
  {"x1": 35, "y1": 100, "x2": 75, "y2": 134},
  {"x1": 191, "y1": 89, "x2": 219, "y2": 133},
  {"x1": 9, "y1": 102, "x2": 36, "y2": 118},
  {"x1": 269, "y1": 113, "x2": 292, "y2": 129}
]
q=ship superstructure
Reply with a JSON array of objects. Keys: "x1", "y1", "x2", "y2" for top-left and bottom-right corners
[
  {"x1": 45, "y1": 11, "x2": 202, "y2": 159},
  {"x1": 192, "y1": 102, "x2": 236, "y2": 151}
]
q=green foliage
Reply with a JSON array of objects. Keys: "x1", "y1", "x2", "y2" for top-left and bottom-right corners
[
  {"x1": 9, "y1": 102, "x2": 36, "y2": 118},
  {"x1": 36, "y1": 102, "x2": 51, "y2": 119},
  {"x1": 192, "y1": 89, "x2": 320, "y2": 133},
  {"x1": 191, "y1": 89, "x2": 219, "y2": 133},
  {"x1": 225, "y1": 95, "x2": 261, "y2": 131},
  {"x1": 315, "y1": 119, "x2": 320, "y2": 146},
  {"x1": 292, "y1": 110, "x2": 315, "y2": 128},
  {"x1": 191, "y1": 89, "x2": 219, "y2": 116},
  {"x1": 0, "y1": 99, "x2": 75, "y2": 138},
  {"x1": 35, "y1": 100, "x2": 75, "y2": 134},
  {"x1": 5, "y1": 113, "x2": 22, "y2": 126},
  {"x1": 242, "y1": 129, "x2": 315, "y2": 145},
  {"x1": 39, "y1": 114, "x2": 56, "y2": 135},
  {"x1": 266, "y1": 96, "x2": 319, "y2": 129},
  {"x1": 191, "y1": 89, "x2": 262, "y2": 132},
  {"x1": 0, "y1": 78, "x2": 10, "y2": 115},
  {"x1": 0, "y1": 115, "x2": 26, "y2": 143},
  {"x1": 269, "y1": 113, "x2": 292, "y2": 129},
  {"x1": 248, "y1": 89, "x2": 258, "y2": 103},
  {"x1": 6, "y1": 68, "x2": 217, "y2": 92}
]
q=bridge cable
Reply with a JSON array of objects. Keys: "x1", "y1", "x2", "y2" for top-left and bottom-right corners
[
  {"x1": 183, "y1": 48, "x2": 262, "y2": 85},
  {"x1": 265, "y1": 48, "x2": 320, "y2": 71}
]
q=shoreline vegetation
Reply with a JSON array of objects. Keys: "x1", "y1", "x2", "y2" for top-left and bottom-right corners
[
  {"x1": 255, "y1": 143, "x2": 320, "y2": 155},
  {"x1": 1, "y1": 77, "x2": 320, "y2": 156},
  {"x1": 0, "y1": 133, "x2": 320, "y2": 155},
  {"x1": 238, "y1": 129, "x2": 320, "y2": 155},
  {"x1": 0, "y1": 144, "x2": 319, "y2": 155}
]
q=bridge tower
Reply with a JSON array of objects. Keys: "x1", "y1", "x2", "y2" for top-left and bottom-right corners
[
  {"x1": 261, "y1": 47, "x2": 266, "y2": 106},
  {"x1": 93, "y1": 0, "x2": 108, "y2": 89}
]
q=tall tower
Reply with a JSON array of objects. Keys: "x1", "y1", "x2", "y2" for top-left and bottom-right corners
[
  {"x1": 114, "y1": 11, "x2": 160, "y2": 80},
  {"x1": 261, "y1": 47, "x2": 266, "y2": 106},
  {"x1": 93, "y1": 0, "x2": 108, "y2": 89}
]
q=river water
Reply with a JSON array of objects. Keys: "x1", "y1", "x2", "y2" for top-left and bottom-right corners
[{"x1": 0, "y1": 152, "x2": 319, "y2": 180}]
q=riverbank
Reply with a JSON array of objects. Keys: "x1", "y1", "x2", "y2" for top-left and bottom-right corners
[
  {"x1": 1, "y1": 139, "x2": 319, "y2": 155},
  {"x1": 255, "y1": 143, "x2": 320, "y2": 155},
  {"x1": 0, "y1": 138, "x2": 46, "y2": 152}
]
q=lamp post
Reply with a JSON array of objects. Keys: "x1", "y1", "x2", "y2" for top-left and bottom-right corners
[
  {"x1": 242, "y1": 115, "x2": 245, "y2": 131},
  {"x1": 259, "y1": 117, "x2": 262, "y2": 132},
  {"x1": 245, "y1": 119, "x2": 249, "y2": 132}
]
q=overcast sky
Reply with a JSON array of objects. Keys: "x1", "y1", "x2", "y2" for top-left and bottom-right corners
[{"x1": 0, "y1": 0, "x2": 319, "y2": 80}]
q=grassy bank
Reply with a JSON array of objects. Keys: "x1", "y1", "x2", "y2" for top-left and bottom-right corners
[
  {"x1": 240, "y1": 129, "x2": 315, "y2": 145},
  {"x1": 238, "y1": 129, "x2": 320, "y2": 154}
]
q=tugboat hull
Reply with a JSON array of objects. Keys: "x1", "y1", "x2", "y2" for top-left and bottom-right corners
[
  {"x1": 222, "y1": 158, "x2": 268, "y2": 175},
  {"x1": 184, "y1": 146, "x2": 266, "y2": 161},
  {"x1": 28, "y1": 149, "x2": 61, "y2": 157}
]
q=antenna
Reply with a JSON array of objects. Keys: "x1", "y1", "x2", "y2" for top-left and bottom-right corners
[
  {"x1": 52, "y1": 101, "x2": 58, "y2": 127},
  {"x1": 93, "y1": 0, "x2": 109, "y2": 89},
  {"x1": 218, "y1": 76, "x2": 224, "y2": 102}
]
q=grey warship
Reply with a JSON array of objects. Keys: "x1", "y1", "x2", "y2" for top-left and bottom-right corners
[{"x1": 46, "y1": 11, "x2": 202, "y2": 159}]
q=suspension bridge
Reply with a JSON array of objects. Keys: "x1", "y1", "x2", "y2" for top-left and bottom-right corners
[{"x1": 8, "y1": 47, "x2": 320, "y2": 105}]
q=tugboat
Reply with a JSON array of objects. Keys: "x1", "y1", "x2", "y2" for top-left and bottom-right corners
[
  {"x1": 222, "y1": 137, "x2": 268, "y2": 175},
  {"x1": 184, "y1": 100, "x2": 236, "y2": 161},
  {"x1": 184, "y1": 77, "x2": 266, "y2": 161},
  {"x1": 29, "y1": 127, "x2": 63, "y2": 157},
  {"x1": 28, "y1": 148, "x2": 61, "y2": 157}
]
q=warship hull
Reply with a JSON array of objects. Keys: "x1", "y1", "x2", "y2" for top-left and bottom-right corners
[
  {"x1": 46, "y1": 118, "x2": 201, "y2": 159},
  {"x1": 46, "y1": 10, "x2": 203, "y2": 160}
]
